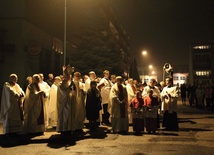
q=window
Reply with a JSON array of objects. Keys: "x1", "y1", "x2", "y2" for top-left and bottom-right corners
[
  {"x1": 180, "y1": 76, "x2": 186, "y2": 80},
  {"x1": 173, "y1": 76, "x2": 179, "y2": 80},
  {"x1": 193, "y1": 45, "x2": 211, "y2": 49},
  {"x1": 196, "y1": 71, "x2": 210, "y2": 76}
]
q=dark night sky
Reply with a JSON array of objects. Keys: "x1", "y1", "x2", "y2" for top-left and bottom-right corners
[
  {"x1": 25, "y1": 0, "x2": 214, "y2": 78},
  {"x1": 108, "y1": 0, "x2": 214, "y2": 75}
]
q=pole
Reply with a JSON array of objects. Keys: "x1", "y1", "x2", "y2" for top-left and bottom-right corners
[
  {"x1": 63, "y1": 0, "x2": 67, "y2": 65},
  {"x1": 171, "y1": 70, "x2": 174, "y2": 85},
  {"x1": 163, "y1": 67, "x2": 165, "y2": 81}
]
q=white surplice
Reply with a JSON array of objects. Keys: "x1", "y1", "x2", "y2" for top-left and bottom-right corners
[{"x1": 0, "y1": 82, "x2": 24, "y2": 134}]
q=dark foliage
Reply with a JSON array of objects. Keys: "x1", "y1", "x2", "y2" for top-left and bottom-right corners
[{"x1": 69, "y1": 9, "x2": 124, "y2": 77}]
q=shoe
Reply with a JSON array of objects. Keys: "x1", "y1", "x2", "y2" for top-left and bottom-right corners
[
  {"x1": 106, "y1": 122, "x2": 112, "y2": 126},
  {"x1": 60, "y1": 131, "x2": 71, "y2": 135},
  {"x1": 30, "y1": 132, "x2": 44, "y2": 136},
  {"x1": 119, "y1": 130, "x2": 128, "y2": 135},
  {"x1": 101, "y1": 122, "x2": 107, "y2": 126},
  {"x1": 101, "y1": 122, "x2": 112, "y2": 126},
  {"x1": 75, "y1": 129, "x2": 84, "y2": 133}
]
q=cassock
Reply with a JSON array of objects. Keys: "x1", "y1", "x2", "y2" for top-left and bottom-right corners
[
  {"x1": 130, "y1": 95, "x2": 144, "y2": 133},
  {"x1": 143, "y1": 95, "x2": 159, "y2": 133}
]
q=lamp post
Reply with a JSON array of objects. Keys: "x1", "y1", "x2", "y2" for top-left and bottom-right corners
[{"x1": 63, "y1": 0, "x2": 67, "y2": 65}]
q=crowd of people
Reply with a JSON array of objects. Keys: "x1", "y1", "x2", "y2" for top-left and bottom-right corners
[
  {"x1": 180, "y1": 81, "x2": 214, "y2": 109},
  {"x1": 0, "y1": 65, "x2": 180, "y2": 137}
]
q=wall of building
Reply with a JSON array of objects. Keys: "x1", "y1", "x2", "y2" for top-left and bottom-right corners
[
  {"x1": 190, "y1": 43, "x2": 214, "y2": 85},
  {"x1": 173, "y1": 73, "x2": 188, "y2": 86},
  {"x1": 0, "y1": 0, "x2": 25, "y2": 18},
  {"x1": 0, "y1": 18, "x2": 62, "y2": 89}
]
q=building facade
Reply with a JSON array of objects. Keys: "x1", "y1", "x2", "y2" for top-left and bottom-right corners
[
  {"x1": 189, "y1": 43, "x2": 214, "y2": 85},
  {"x1": 173, "y1": 73, "x2": 188, "y2": 86},
  {"x1": 0, "y1": 0, "x2": 65, "y2": 89}
]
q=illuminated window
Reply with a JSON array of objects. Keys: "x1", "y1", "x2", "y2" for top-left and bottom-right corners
[
  {"x1": 193, "y1": 45, "x2": 211, "y2": 49},
  {"x1": 180, "y1": 76, "x2": 186, "y2": 80},
  {"x1": 196, "y1": 71, "x2": 211, "y2": 76},
  {"x1": 173, "y1": 76, "x2": 179, "y2": 80}
]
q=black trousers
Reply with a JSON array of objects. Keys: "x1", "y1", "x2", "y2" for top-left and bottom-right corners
[{"x1": 102, "y1": 103, "x2": 110, "y2": 123}]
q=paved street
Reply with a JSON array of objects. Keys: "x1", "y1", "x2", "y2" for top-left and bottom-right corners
[{"x1": 1, "y1": 99, "x2": 214, "y2": 155}]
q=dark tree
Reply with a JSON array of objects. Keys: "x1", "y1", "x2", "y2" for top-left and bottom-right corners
[
  {"x1": 129, "y1": 57, "x2": 140, "y2": 82},
  {"x1": 69, "y1": 8, "x2": 124, "y2": 77}
]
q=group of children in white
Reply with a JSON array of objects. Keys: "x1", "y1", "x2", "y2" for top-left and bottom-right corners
[{"x1": 0, "y1": 66, "x2": 179, "y2": 136}]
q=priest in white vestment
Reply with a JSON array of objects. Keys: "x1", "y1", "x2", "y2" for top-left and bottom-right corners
[
  {"x1": 38, "y1": 73, "x2": 50, "y2": 127},
  {"x1": 0, "y1": 74, "x2": 25, "y2": 134},
  {"x1": 109, "y1": 76, "x2": 129, "y2": 133},
  {"x1": 24, "y1": 74, "x2": 46, "y2": 134},
  {"x1": 126, "y1": 78, "x2": 137, "y2": 124},
  {"x1": 47, "y1": 76, "x2": 61, "y2": 127},
  {"x1": 161, "y1": 77, "x2": 179, "y2": 131},
  {"x1": 56, "y1": 65, "x2": 75, "y2": 135},
  {"x1": 73, "y1": 72, "x2": 86, "y2": 132}
]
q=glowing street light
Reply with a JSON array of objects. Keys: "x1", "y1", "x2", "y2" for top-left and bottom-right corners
[{"x1": 142, "y1": 50, "x2": 147, "y2": 56}]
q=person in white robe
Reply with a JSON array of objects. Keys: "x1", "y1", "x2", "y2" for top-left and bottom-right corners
[
  {"x1": 142, "y1": 79, "x2": 160, "y2": 99},
  {"x1": 142, "y1": 78, "x2": 161, "y2": 131},
  {"x1": 47, "y1": 76, "x2": 61, "y2": 127},
  {"x1": 0, "y1": 74, "x2": 25, "y2": 134},
  {"x1": 73, "y1": 72, "x2": 86, "y2": 132},
  {"x1": 56, "y1": 65, "x2": 75, "y2": 135},
  {"x1": 109, "y1": 76, "x2": 129, "y2": 133},
  {"x1": 24, "y1": 74, "x2": 46, "y2": 134},
  {"x1": 126, "y1": 78, "x2": 137, "y2": 124},
  {"x1": 161, "y1": 77, "x2": 179, "y2": 130},
  {"x1": 38, "y1": 73, "x2": 50, "y2": 127},
  {"x1": 85, "y1": 71, "x2": 96, "y2": 92},
  {"x1": 97, "y1": 70, "x2": 112, "y2": 126},
  {"x1": 56, "y1": 80, "x2": 75, "y2": 134}
]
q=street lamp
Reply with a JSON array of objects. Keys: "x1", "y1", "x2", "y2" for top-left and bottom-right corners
[
  {"x1": 142, "y1": 50, "x2": 147, "y2": 56},
  {"x1": 63, "y1": 0, "x2": 67, "y2": 65}
]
